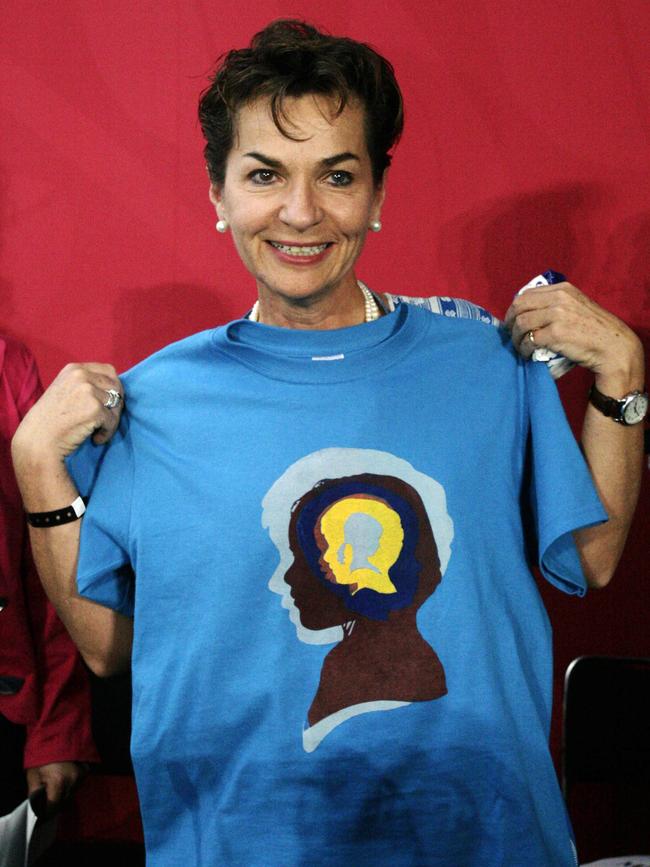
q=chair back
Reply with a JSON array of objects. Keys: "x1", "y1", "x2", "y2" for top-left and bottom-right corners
[{"x1": 562, "y1": 655, "x2": 650, "y2": 862}]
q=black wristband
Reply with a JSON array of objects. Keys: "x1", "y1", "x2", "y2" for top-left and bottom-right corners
[{"x1": 26, "y1": 496, "x2": 88, "y2": 528}]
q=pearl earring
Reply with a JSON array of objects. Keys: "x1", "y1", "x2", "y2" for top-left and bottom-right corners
[
  {"x1": 216, "y1": 219, "x2": 228, "y2": 233},
  {"x1": 369, "y1": 220, "x2": 382, "y2": 233}
]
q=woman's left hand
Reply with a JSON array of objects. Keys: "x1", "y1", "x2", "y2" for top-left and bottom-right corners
[
  {"x1": 504, "y1": 280, "x2": 643, "y2": 382},
  {"x1": 505, "y1": 280, "x2": 645, "y2": 590}
]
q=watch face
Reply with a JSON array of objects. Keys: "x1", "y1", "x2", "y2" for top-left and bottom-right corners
[{"x1": 622, "y1": 392, "x2": 649, "y2": 425}]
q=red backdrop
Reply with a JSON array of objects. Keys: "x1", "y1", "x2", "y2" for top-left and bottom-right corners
[{"x1": 2, "y1": 0, "x2": 649, "y2": 852}]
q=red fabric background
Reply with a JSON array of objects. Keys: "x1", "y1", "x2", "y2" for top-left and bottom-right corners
[{"x1": 2, "y1": 0, "x2": 648, "y2": 854}]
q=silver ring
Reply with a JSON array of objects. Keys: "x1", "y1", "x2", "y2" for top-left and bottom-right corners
[
  {"x1": 528, "y1": 330, "x2": 536, "y2": 345},
  {"x1": 103, "y1": 388, "x2": 122, "y2": 409}
]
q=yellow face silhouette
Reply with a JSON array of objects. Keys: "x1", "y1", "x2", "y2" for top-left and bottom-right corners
[{"x1": 314, "y1": 495, "x2": 404, "y2": 595}]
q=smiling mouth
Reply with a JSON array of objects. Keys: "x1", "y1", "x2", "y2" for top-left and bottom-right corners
[{"x1": 268, "y1": 241, "x2": 331, "y2": 256}]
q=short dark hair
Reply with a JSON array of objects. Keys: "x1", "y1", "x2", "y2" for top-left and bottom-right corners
[{"x1": 198, "y1": 19, "x2": 404, "y2": 187}]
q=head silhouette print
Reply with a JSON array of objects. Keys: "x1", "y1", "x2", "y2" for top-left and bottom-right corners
[{"x1": 263, "y1": 450, "x2": 452, "y2": 752}]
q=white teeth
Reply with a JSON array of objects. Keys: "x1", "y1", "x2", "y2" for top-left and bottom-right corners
[{"x1": 269, "y1": 242, "x2": 328, "y2": 256}]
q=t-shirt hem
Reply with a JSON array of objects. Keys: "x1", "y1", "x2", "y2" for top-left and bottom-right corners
[
  {"x1": 77, "y1": 559, "x2": 134, "y2": 615},
  {"x1": 539, "y1": 505, "x2": 608, "y2": 595}
]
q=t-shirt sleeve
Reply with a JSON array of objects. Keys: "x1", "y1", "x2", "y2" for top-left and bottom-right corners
[
  {"x1": 525, "y1": 361, "x2": 608, "y2": 596},
  {"x1": 65, "y1": 418, "x2": 135, "y2": 616}
]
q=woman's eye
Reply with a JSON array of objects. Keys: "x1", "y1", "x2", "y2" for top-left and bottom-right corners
[
  {"x1": 249, "y1": 169, "x2": 276, "y2": 185},
  {"x1": 328, "y1": 171, "x2": 353, "y2": 187}
]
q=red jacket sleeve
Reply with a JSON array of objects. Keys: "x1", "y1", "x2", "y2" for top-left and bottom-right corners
[
  {"x1": 22, "y1": 547, "x2": 99, "y2": 768},
  {"x1": 0, "y1": 336, "x2": 98, "y2": 767}
]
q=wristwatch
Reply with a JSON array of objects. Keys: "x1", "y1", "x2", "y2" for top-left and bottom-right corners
[{"x1": 588, "y1": 384, "x2": 649, "y2": 425}]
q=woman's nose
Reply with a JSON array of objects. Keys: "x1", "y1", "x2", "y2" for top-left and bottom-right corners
[{"x1": 278, "y1": 180, "x2": 323, "y2": 230}]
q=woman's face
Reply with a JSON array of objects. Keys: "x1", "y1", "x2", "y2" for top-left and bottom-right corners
[{"x1": 210, "y1": 94, "x2": 385, "y2": 307}]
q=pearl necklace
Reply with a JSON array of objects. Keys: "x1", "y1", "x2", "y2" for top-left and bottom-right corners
[
  {"x1": 359, "y1": 281, "x2": 381, "y2": 322},
  {"x1": 249, "y1": 281, "x2": 381, "y2": 323}
]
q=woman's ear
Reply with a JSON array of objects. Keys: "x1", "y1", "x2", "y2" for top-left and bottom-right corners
[
  {"x1": 372, "y1": 169, "x2": 388, "y2": 222},
  {"x1": 208, "y1": 183, "x2": 225, "y2": 219}
]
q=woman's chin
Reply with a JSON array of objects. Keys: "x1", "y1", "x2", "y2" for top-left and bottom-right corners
[{"x1": 259, "y1": 275, "x2": 335, "y2": 305}]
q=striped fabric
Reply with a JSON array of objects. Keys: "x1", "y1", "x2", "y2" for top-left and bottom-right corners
[
  {"x1": 384, "y1": 293, "x2": 501, "y2": 327},
  {"x1": 382, "y1": 292, "x2": 572, "y2": 379}
]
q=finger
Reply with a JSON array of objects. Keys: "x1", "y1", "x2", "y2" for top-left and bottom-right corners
[
  {"x1": 509, "y1": 310, "x2": 554, "y2": 350},
  {"x1": 504, "y1": 281, "x2": 580, "y2": 329},
  {"x1": 51, "y1": 381, "x2": 118, "y2": 450},
  {"x1": 90, "y1": 401, "x2": 122, "y2": 445},
  {"x1": 62, "y1": 364, "x2": 123, "y2": 396},
  {"x1": 63, "y1": 361, "x2": 118, "y2": 379},
  {"x1": 44, "y1": 774, "x2": 67, "y2": 807},
  {"x1": 513, "y1": 329, "x2": 537, "y2": 360},
  {"x1": 25, "y1": 767, "x2": 43, "y2": 797},
  {"x1": 92, "y1": 425, "x2": 120, "y2": 445},
  {"x1": 512, "y1": 323, "x2": 569, "y2": 361},
  {"x1": 56, "y1": 365, "x2": 123, "y2": 406},
  {"x1": 504, "y1": 287, "x2": 561, "y2": 328},
  {"x1": 95, "y1": 386, "x2": 125, "y2": 419},
  {"x1": 72, "y1": 382, "x2": 121, "y2": 429},
  {"x1": 93, "y1": 377, "x2": 125, "y2": 398}
]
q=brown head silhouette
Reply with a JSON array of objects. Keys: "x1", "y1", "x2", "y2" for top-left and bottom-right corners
[{"x1": 285, "y1": 473, "x2": 447, "y2": 727}]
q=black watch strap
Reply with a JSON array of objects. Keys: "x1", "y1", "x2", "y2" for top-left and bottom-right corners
[
  {"x1": 588, "y1": 384, "x2": 648, "y2": 425},
  {"x1": 588, "y1": 384, "x2": 622, "y2": 420}
]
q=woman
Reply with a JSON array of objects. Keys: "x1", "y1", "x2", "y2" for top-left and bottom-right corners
[{"x1": 11, "y1": 19, "x2": 646, "y2": 866}]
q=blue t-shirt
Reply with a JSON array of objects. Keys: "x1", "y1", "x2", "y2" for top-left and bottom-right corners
[{"x1": 68, "y1": 301, "x2": 605, "y2": 866}]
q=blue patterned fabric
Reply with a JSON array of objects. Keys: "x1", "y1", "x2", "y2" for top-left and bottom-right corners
[{"x1": 384, "y1": 292, "x2": 501, "y2": 327}]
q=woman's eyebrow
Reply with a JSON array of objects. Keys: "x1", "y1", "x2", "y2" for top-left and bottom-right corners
[
  {"x1": 242, "y1": 151, "x2": 361, "y2": 169},
  {"x1": 243, "y1": 151, "x2": 283, "y2": 168},
  {"x1": 321, "y1": 152, "x2": 360, "y2": 167}
]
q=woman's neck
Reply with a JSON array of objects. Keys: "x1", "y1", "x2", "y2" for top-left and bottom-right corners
[{"x1": 254, "y1": 276, "x2": 373, "y2": 329}]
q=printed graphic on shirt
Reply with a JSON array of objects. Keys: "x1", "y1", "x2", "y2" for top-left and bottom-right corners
[{"x1": 262, "y1": 448, "x2": 453, "y2": 752}]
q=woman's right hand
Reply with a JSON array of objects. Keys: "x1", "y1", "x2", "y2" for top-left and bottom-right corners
[{"x1": 12, "y1": 363, "x2": 124, "y2": 465}]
